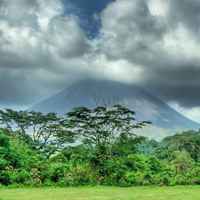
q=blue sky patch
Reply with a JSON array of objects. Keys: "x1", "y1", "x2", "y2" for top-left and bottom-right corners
[{"x1": 63, "y1": 0, "x2": 114, "y2": 38}]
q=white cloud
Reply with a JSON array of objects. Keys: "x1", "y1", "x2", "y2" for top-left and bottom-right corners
[
  {"x1": 148, "y1": 0, "x2": 169, "y2": 17},
  {"x1": 99, "y1": 0, "x2": 164, "y2": 58},
  {"x1": 163, "y1": 24, "x2": 200, "y2": 61},
  {"x1": 36, "y1": 0, "x2": 64, "y2": 31},
  {"x1": 87, "y1": 54, "x2": 143, "y2": 83},
  {"x1": 169, "y1": 102, "x2": 200, "y2": 123},
  {"x1": 0, "y1": 0, "x2": 92, "y2": 105}
]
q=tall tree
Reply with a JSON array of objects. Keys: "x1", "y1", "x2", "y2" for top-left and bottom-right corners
[
  {"x1": 0, "y1": 110, "x2": 75, "y2": 157},
  {"x1": 63, "y1": 105, "x2": 151, "y2": 155}
]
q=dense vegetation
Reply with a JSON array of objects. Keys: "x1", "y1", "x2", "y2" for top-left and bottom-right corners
[{"x1": 0, "y1": 105, "x2": 200, "y2": 187}]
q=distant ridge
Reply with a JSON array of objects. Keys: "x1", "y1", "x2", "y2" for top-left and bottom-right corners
[{"x1": 30, "y1": 79, "x2": 200, "y2": 138}]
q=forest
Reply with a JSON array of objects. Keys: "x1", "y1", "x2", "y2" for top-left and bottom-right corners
[{"x1": 0, "y1": 105, "x2": 200, "y2": 187}]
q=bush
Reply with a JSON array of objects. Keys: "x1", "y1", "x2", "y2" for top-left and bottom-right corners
[
  {"x1": 1, "y1": 128, "x2": 200, "y2": 187},
  {"x1": 9, "y1": 169, "x2": 31, "y2": 185}
]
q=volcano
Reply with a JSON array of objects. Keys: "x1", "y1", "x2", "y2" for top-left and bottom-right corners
[{"x1": 31, "y1": 79, "x2": 200, "y2": 139}]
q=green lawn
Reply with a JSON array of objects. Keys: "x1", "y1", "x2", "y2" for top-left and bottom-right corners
[{"x1": 0, "y1": 186, "x2": 200, "y2": 200}]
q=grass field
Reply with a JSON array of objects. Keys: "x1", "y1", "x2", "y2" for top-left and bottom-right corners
[{"x1": 0, "y1": 186, "x2": 200, "y2": 200}]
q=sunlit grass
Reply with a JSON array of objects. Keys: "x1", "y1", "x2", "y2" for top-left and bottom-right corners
[{"x1": 0, "y1": 186, "x2": 200, "y2": 200}]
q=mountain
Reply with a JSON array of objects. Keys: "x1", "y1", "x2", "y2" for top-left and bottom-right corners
[{"x1": 31, "y1": 79, "x2": 200, "y2": 139}]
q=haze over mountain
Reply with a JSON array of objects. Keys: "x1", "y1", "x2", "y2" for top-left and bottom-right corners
[{"x1": 31, "y1": 79, "x2": 200, "y2": 139}]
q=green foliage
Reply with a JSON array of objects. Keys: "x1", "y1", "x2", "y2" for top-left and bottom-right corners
[
  {"x1": 157, "y1": 131, "x2": 200, "y2": 161},
  {"x1": 64, "y1": 105, "x2": 150, "y2": 148},
  {"x1": 1, "y1": 106, "x2": 200, "y2": 187},
  {"x1": 0, "y1": 130, "x2": 42, "y2": 185},
  {"x1": 0, "y1": 110, "x2": 76, "y2": 158}
]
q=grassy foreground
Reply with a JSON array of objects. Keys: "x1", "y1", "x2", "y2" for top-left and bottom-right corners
[{"x1": 0, "y1": 186, "x2": 200, "y2": 200}]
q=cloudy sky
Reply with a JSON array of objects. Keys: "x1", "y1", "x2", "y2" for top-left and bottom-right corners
[{"x1": 0, "y1": 0, "x2": 200, "y2": 122}]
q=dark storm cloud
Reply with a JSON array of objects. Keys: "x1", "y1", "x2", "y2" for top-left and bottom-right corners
[
  {"x1": 1, "y1": 0, "x2": 200, "y2": 110},
  {"x1": 98, "y1": 0, "x2": 200, "y2": 108},
  {"x1": 141, "y1": 63, "x2": 200, "y2": 107},
  {"x1": 168, "y1": 0, "x2": 200, "y2": 34},
  {"x1": 0, "y1": 0, "x2": 92, "y2": 106},
  {"x1": 142, "y1": 0, "x2": 200, "y2": 107}
]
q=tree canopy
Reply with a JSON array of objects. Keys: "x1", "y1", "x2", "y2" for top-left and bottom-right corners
[{"x1": 63, "y1": 105, "x2": 151, "y2": 148}]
